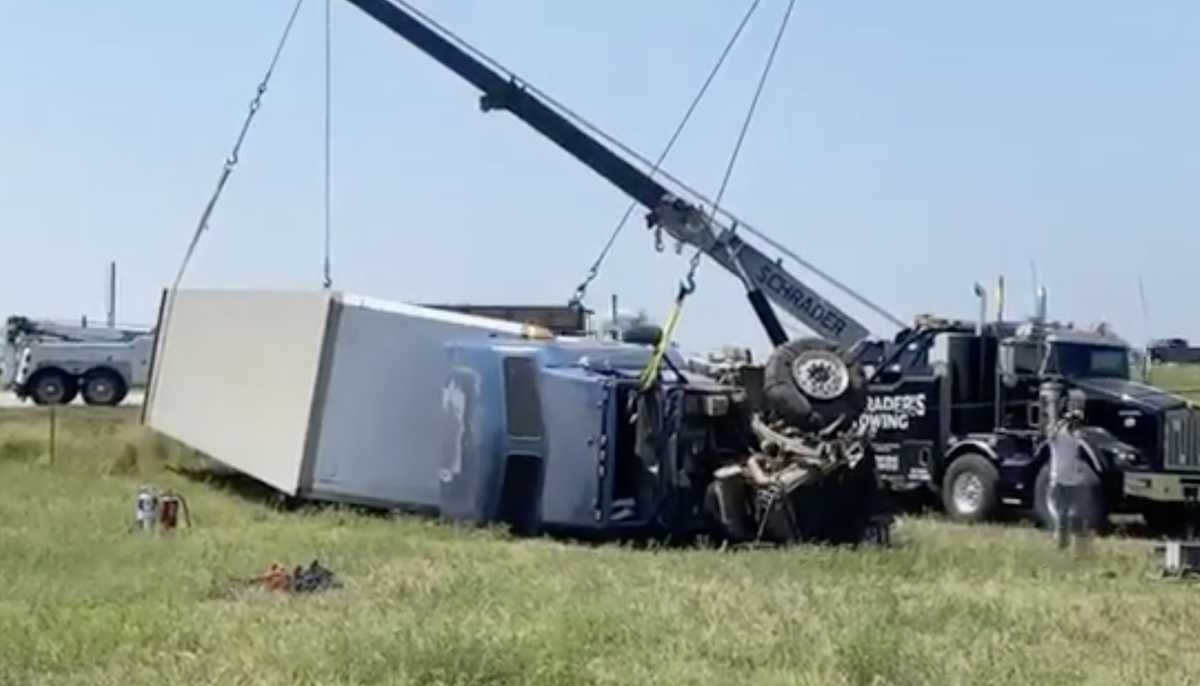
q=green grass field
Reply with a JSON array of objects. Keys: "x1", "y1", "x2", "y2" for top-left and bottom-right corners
[
  {"x1": 3, "y1": 367, "x2": 1200, "y2": 685},
  {"x1": 1145, "y1": 363, "x2": 1200, "y2": 401}
]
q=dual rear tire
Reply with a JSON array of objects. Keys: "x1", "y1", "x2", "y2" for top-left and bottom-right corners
[{"x1": 26, "y1": 368, "x2": 128, "y2": 407}]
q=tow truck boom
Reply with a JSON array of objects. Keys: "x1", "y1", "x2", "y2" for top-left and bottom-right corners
[{"x1": 342, "y1": 0, "x2": 872, "y2": 349}]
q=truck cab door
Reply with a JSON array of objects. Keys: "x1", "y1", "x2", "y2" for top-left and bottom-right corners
[{"x1": 864, "y1": 344, "x2": 941, "y2": 488}]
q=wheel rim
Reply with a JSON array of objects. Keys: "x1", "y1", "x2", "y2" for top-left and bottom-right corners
[
  {"x1": 37, "y1": 379, "x2": 65, "y2": 404},
  {"x1": 792, "y1": 352, "x2": 850, "y2": 400},
  {"x1": 88, "y1": 379, "x2": 116, "y2": 404},
  {"x1": 952, "y1": 473, "x2": 984, "y2": 514}
]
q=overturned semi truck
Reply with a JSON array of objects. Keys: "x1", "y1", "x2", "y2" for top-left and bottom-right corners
[{"x1": 142, "y1": 288, "x2": 892, "y2": 545}]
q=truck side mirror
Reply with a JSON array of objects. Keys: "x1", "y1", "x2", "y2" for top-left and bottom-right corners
[{"x1": 999, "y1": 343, "x2": 1017, "y2": 382}]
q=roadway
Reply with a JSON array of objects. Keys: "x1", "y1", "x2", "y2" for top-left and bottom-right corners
[{"x1": 0, "y1": 390, "x2": 145, "y2": 408}]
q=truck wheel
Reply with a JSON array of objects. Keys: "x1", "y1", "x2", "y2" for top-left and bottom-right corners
[
  {"x1": 28, "y1": 369, "x2": 78, "y2": 406},
  {"x1": 762, "y1": 337, "x2": 868, "y2": 433},
  {"x1": 940, "y1": 453, "x2": 1000, "y2": 523},
  {"x1": 81, "y1": 369, "x2": 127, "y2": 407},
  {"x1": 1031, "y1": 461, "x2": 1106, "y2": 532}
]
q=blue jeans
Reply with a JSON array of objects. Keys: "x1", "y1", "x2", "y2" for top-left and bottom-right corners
[{"x1": 1051, "y1": 483, "x2": 1094, "y2": 549}]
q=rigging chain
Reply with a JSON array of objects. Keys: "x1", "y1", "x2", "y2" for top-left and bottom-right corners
[
  {"x1": 169, "y1": 0, "x2": 307, "y2": 292},
  {"x1": 567, "y1": 0, "x2": 765, "y2": 308},
  {"x1": 638, "y1": 0, "x2": 797, "y2": 391}
]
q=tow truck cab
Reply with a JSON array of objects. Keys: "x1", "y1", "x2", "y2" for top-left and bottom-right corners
[{"x1": 861, "y1": 319, "x2": 1199, "y2": 525}]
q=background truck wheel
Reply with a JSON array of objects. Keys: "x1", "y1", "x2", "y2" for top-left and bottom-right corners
[
  {"x1": 762, "y1": 338, "x2": 868, "y2": 433},
  {"x1": 1032, "y1": 461, "x2": 1106, "y2": 532},
  {"x1": 941, "y1": 452, "x2": 1000, "y2": 522},
  {"x1": 81, "y1": 369, "x2": 127, "y2": 407},
  {"x1": 28, "y1": 369, "x2": 78, "y2": 406}
]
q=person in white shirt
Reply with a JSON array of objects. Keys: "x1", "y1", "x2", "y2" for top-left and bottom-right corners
[{"x1": 1047, "y1": 407, "x2": 1095, "y2": 554}]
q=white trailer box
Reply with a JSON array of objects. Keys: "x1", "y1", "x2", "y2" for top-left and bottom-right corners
[{"x1": 142, "y1": 289, "x2": 537, "y2": 509}]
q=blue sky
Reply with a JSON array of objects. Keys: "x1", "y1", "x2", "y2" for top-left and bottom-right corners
[{"x1": 1, "y1": 1, "x2": 1195, "y2": 354}]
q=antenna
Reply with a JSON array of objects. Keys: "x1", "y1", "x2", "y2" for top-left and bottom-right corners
[
  {"x1": 1028, "y1": 257, "x2": 1040, "y2": 300},
  {"x1": 1137, "y1": 275, "x2": 1151, "y2": 342},
  {"x1": 1137, "y1": 275, "x2": 1152, "y2": 379}
]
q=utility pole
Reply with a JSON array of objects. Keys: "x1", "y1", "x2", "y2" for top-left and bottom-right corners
[{"x1": 105, "y1": 261, "x2": 117, "y2": 328}]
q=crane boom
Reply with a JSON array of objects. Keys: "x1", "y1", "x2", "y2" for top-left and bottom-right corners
[{"x1": 342, "y1": 0, "x2": 873, "y2": 349}]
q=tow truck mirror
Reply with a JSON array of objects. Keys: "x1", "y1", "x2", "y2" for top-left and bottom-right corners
[
  {"x1": 999, "y1": 340, "x2": 1038, "y2": 381},
  {"x1": 999, "y1": 343, "x2": 1018, "y2": 385}
]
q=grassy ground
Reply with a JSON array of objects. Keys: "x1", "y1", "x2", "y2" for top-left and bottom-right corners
[
  {"x1": 3, "y1": 391, "x2": 1200, "y2": 686},
  {"x1": 1144, "y1": 363, "x2": 1200, "y2": 401}
]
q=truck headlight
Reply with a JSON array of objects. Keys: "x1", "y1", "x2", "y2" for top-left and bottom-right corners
[{"x1": 1112, "y1": 448, "x2": 1143, "y2": 466}]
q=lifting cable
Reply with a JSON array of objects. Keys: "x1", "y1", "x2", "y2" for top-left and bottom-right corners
[
  {"x1": 322, "y1": 0, "x2": 335, "y2": 289},
  {"x1": 389, "y1": 0, "x2": 902, "y2": 327},
  {"x1": 168, "y1": 0, "x2": 307, "y2": 292},
  {"x1": 568, "y1": 0, "x2": 765, "y2": 308},
  {"x1": 638, "y1": 0, "x2": 799, "y2": 392},
  {"x1": 150, "y1": 0, "x2": 305, "y2": 411}
]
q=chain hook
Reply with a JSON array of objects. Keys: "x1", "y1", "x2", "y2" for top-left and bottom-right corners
[
  {"x1": 680, "y1": 249, "x2": 702, "y2": 296},
  {"x1": 568, "y1": 265, "x2": 599, "y2": 307}
]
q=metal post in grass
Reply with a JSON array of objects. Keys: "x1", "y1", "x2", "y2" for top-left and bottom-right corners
[{"x1": 47, "y1": 405, "x2": 57, "y2": 464}]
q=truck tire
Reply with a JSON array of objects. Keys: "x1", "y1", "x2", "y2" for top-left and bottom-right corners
[
  {"x1": 81, "y1": 369, "x2": 127, "y2": 407},
  {"x1": 28, "y1": 369, "x2": 78, "y2": 406},
  {"x1": 762, "y1": 337, "x2": 868, "y2": 433},
  {"x1": 940, "y1": 452, "x2": 1000, "y2": 523},
  {"x1": 1032, "y1": 462, "x2": 1106, "y2": 532}
]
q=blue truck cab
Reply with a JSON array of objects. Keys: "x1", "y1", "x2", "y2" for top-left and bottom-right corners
[{"x1": 438, "y1": 337, "x2": 740, "y2": 539}]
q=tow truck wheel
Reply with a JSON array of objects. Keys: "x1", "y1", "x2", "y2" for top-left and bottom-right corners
[
  {"x1": 81, "y1": 369, "x2": 127, "y2": 407},
  {"x1": 762, "y1": 338, "x2": 868, "y2": 433},
  {"x1": 28, "y1": 369, "x2": 78, "y2": 406},
  {"x1": 941, "y1": 452, "x2": 1000, "y2": 523}
]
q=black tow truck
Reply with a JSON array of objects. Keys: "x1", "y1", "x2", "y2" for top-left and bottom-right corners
[{"x1": 859, "y1": 288, "x2": 1200, "y2": 533}]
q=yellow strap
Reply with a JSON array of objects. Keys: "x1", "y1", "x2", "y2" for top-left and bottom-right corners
[{"x1": 637, "y1": 293, "x2": 687, "y2": 392}]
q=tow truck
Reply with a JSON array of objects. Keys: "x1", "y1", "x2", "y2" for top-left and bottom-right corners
[
  {"x1": 2, "y1": 315, "x2": 154, "y2": 406},
  {"x1": 854, "y1": 283, "x2": 1200, "y2": 534}
]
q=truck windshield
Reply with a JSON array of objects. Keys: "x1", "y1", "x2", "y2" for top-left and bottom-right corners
[{"x1": 1052, "y1": 343, "x2": 1130, "y2": 379}]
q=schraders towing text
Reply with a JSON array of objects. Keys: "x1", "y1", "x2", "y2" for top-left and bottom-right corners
[{"x1": 855, "y1": 393, "x2": 929, "y2": 434}]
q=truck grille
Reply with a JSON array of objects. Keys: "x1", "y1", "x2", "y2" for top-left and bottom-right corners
[{"x1": 1163, "y1": 407, "x2": 1200, "y2": 471}]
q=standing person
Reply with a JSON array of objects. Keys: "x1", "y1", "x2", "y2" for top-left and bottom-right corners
[{"x1": 1047, "y1": 406, "x2": 1094, "y2": 555}]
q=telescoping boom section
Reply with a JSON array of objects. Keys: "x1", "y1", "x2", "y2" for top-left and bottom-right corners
[{"x1": 340, "y1": 0, "x2": 871, "y2": 349}]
